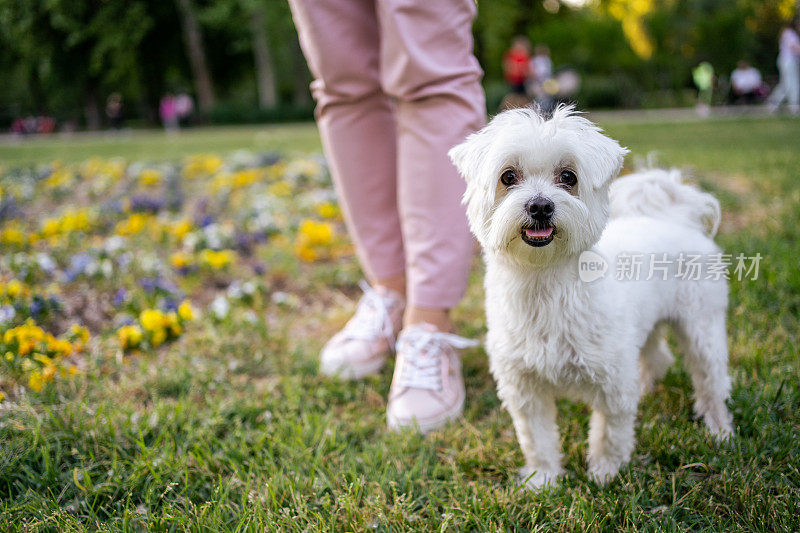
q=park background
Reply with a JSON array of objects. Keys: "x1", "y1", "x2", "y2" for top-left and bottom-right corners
[
  {"x1": 0, "y1": 0, "x2": 799, "y2": 531},
  {"x1": 0, "y1": 0, "x2": 797, "y2": 129}
]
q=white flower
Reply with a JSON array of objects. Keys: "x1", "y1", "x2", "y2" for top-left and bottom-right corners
[
  {"x1": 36, "y1": 253, "x2": 56, "y2": 273},
  {"x1": 101, "y1": 259, "x2": 113, "y2": 278},
  {"x1": 84, "y1": 258, "x2": 100, "y2": 277},
  {"x1": 117, "y1": 252, "x2": 133, "y2": 269},
  {"x1": 227, "y1": 281, "x2": 243, "y2": 299},
  {"x1": 203, "y1": 224, "x2": 223, "y2": 250},
  {"x1": 104, "y1": 236, "x2": 126, "y2": 254},
  {"x1": 182, "y1": 232, "x2": 200, "y2": 251},
  {"x1": 0, "y1": 305, "x2": 15, "y2": 325},
  {"x1": 210, "y1": 295, "x2": 230, "y2": 320}
]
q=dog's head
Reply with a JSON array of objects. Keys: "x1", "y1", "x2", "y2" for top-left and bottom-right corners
[{"x1": 449, "y1": 106, "x2": 628, "y2": 267}]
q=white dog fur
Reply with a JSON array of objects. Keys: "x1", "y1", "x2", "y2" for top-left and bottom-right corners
[{"x1": 448, "y1": 106, "x2": 733, "y2": 489}]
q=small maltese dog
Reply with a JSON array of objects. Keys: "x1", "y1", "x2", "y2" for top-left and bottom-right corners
[{"x1": 449, "y1": 106, "x2": 733, "y2": 489}]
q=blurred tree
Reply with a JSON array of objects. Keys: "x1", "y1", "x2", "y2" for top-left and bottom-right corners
[
  {"x1": 0, "y1": 0, "x2": 152, "y2": 128},
  {"x1": 174, "y1": 0, "x2": 216, "y2": 112},
  {"x1": 0, "y1": 0, "x2": 795, "y2": 127},
  {"x1": 247, "y1": 1, "x2": 277, "y2": 109}
]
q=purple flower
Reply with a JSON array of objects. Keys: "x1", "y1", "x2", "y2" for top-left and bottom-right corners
[
  {"x1": 130, "y1": 194, "x2": 166, "y2": 213},
  {"x1": 252, "y1": 262, "x2": 266, "y2": 276},
  {"x1": 113, "y1": 288, "x2": 128, "y2": 307},
  {"x1": 140, "y1": 277, "x2": 157, "y2": 293},
  {"x1": 140, "y1": 276, "x2": 184, "y2": 299},
  {"x1": 65, "y1": 253, "x2": 92, "y2": 281},
  {"x1": 29, "y1": 296, "x2": 45, "y2": 317}
]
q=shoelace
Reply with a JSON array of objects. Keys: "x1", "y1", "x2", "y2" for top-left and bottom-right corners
[
  {"x1": 340, "y1": 280, "x2": 398, "y2": 345},
  {"x1": 395, "y1": 327, "x2": 479, "y2": 391}
]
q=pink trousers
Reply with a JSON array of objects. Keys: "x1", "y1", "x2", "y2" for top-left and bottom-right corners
[{"x1": 289, "y1": 0, "x2": 485, "y2": 309}]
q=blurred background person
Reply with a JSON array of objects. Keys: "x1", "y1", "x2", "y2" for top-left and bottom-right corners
[
  {"x1": 105, "y1": 93, "x2": 124, "y2": 130},
  {"x1": 693, "y1": 61, "x2": 715, "y2": 116},
  {"x1": 175, "y1": 92, "x2": 195, "y2": 127},
  {"x1": 159, "y1": 93, "x2": 179, "y2": 132},
  {"x1": 768, "y1": 23, "x2": 800, "y2": 115},
  {"x1": 503, "y1": 36, "x2": 531, "y2": 95},
  {"x1": 527, "y1": 44, "x2": 554, "y2": 111},
  {"x1": 729, "y1": 61, "x2": 765, "y2": 105},
  {"x1": 500, "y1": 36, "x2": 532, "y2": 110}
]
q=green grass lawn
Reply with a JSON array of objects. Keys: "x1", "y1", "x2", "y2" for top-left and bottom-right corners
[
  {"x1": 1, "y1": 116, "x2": 799, "y2": 530},
  {"x1": 0, "y1": 123, "x2": 323, "y2": 166}
]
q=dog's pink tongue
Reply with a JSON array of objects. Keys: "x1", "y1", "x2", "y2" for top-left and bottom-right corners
[{"x1": 524, "y1": 227, "x2": 553, "y2": 238}]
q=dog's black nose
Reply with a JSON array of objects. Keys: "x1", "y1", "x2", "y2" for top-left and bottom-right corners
[{"x1": 526, "y1": 197, "x2": 554, "y2": 220}]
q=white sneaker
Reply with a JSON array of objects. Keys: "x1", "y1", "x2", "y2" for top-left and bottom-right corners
[
  {"x1": 387, "y1": 323, "x2": 479, "y2": 433},
  {"x1": 319, "y1": 281, "x2": 404, "y2": 379}
]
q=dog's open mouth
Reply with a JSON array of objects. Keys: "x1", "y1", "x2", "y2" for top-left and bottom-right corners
[{"x1": 521, "y1": 225, "x2": 555, "y2": 247}]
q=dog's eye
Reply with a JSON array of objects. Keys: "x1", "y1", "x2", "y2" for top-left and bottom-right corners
[
  {"x1": 500, "y1": 169, "x2": 518, "y2": 187},
  {"x1": 558, "y1": 169, "x2": 577, "y2": 188}
]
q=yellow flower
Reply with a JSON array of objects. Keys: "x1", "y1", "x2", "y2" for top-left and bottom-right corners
[
  {"x1": 316, "y1": 203, "x2": 339, "y2": 219},
  {"x1": 115, "y1": 213, "x2": 150, "y2": 236},
  {"x1": 44, "y1": 169, "x2": 75, "y2": 190},
  {"x1": 200, "y1": 249, "x2": 235, "y2": 269},
  {"x1": 69, "y1": 324, "x2": 90, "y2": 344},
  {"x1": 295, "y1": 244, "x2": 317, "y2": 262},
  {"x1": 232, "y1": 169, "x2": 261, "y2": 188},
  {"x1": 298, "y1": 219, "x2": 333, "y2": 246},
  {"x1": 150, "y1": 328, "x2": 167, "y2": 347},
  {"x1": 42, "y1": 364, "x2": 57, "y2": 382},
  {"x1": 1, "y1": 226, "x2": 26, "y2": 246},
  {"x1": 183, "y1": 154, "x2": 223, "y2": 178},
  {"x1": 117, "y1": 324, "x2": 143, "y2": 349},
  {"x1": 178, "y1": 300, "x2": 196, "y2": 321},
  {"x1": 139, "y1": 309, "x2": 168, "y2": 332},
  {"x1": 170, "y1": 251, "x2": 194, "y2": 269},
  {"x1": 139, "y1": 169, "x2": 163, "y2": 187},
  {"x1": 171, "y1": 219, "x2": 193, "y2": 240},
  {"x1": 6, "y1": 279, "x2": 25, "y2": 299},
  {"x1": 268, "y1": 181, "x2": 292, "y2": 197},
  {"x1": 0, "y1": 391, "x2": 5, "y2": 402},
  {"x1": 33, "y1": 353, "x2": 54, "y2": 366},
  {"x1": 42, "y1": 218, "x2": 61, "y2": 237},
  {"x1": 167, "y1": 313, "x2": 182, "y2": 336},
  {"x1": 28, "y1": 371, "x2": 43, "y2": 392},
  {"x1": 50, "y1": 339, "x2": 73, "y2": 357}
]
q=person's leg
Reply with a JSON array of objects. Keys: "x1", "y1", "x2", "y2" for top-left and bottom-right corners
[
  {"x1": 377, "y1": 0, "x2": 486, "y2": 331},
  {"x1": 290, "y1": 0, "x2": 407, "y2": 380},
  {"x1": 786, "y1": 58, "x2": 800, "y2": 113},
  {"x1": 289, "y1": 0, "x2": 405, "y2": 287},
  {"x1": 378, "y1": 0, "x2": 486, "y2": 432}
]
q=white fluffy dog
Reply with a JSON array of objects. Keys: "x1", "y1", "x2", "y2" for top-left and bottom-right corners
[{"x1": 448, "y1": 107, "x2": 733, "y2": 489}]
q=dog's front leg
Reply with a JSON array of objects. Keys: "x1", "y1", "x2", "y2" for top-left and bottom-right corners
[{"x1": 500, "y1": 381, "x2": 563, "y2": 490}]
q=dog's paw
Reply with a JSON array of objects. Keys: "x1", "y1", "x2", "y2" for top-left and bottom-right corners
[
  {"x1": 517, "y1": 466, "x2": 561, "y2": 491},
  {"x1": 706, "y1": 416, "x2": 734, "y2": 443},
  {"x1": 700, "y1": 406, "x2": 734, "y2": 443},
  {"x1": 587, "y1": 458, "x2": 622, "y2": 486}
]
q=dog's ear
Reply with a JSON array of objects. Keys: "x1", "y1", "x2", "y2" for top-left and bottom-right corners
[
  {"x1": 448, "y1": 125, "x2": 498, "y2": 244},
  {"x1": 580, "y1": 131, "x2": 629, "y2": 189},
  {"x1": 448, "y1": 127, "x2": 494, "y2": 185}
]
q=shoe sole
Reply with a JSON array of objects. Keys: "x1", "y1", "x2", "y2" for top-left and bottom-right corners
[
  {"x1": 386, "y1": 394, "x2": 465, "y2": 434},
  {"x1": 319, "y1": 351, "x2": 389, "y2": 380}
]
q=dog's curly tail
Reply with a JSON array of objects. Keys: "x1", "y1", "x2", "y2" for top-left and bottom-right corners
[{"x1": 608, "y1": 167, "x2": 721, "y2": 237}]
